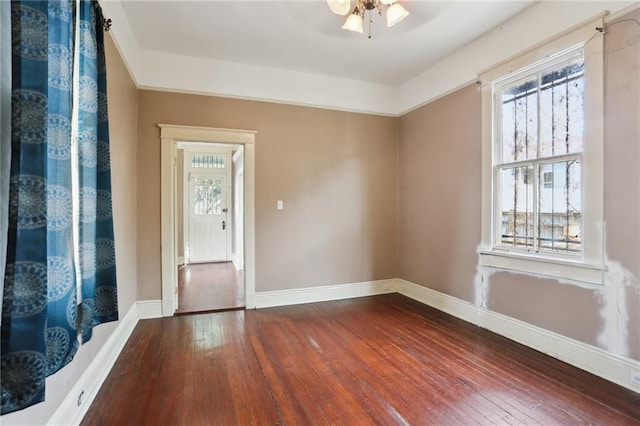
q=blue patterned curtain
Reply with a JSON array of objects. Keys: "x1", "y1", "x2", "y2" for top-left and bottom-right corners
[
  {"x1": 77, "y1": 0, "x2": 117, "y2": 342},
  {"x1": 2, "y1": 0, "x2": 77, "y2": 414},
  {"x1": 2, "y1": 0, "x2": 117, "y2": 414}
]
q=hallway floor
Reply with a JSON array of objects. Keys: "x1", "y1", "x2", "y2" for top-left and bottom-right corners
[{"x1": 176, "y1": 262, "x2": 244, "y2": 314}]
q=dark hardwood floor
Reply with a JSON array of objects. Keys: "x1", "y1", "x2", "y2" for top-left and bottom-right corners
[
  {"x1": 176, "y1": 262, "x2": 244, "y2": 314},
  {"x1": 82, "y1": 294, "x2": 640, "y2": 425}
]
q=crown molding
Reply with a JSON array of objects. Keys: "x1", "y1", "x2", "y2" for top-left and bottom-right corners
[{"x1": 101, "y1": 0, "x2": 638, "y2": 117}]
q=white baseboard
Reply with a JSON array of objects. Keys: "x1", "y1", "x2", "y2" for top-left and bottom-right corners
[
  {"x1": 396, "y1": 279, "x2": 640, "y2": 394},
  {"x1": 177, "y1": 256, "x2": 184, "y2": 265},
  {"x1": 255, "y1": 279, "x2": 396, "y2": 309},
  {"x1": 137, "y1": 299, "x2": 163, "y2": 319},
  {"x1": 47, "y1": 302, "x2": 138, "y2": 426}
]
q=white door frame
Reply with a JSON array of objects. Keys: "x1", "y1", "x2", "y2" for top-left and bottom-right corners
[
  {"x1": 159, "y1": 124, "x2": 257, "y2": 316},
  {"x1": 232, "y1": 147, "x2": 244, "y2": 271}
]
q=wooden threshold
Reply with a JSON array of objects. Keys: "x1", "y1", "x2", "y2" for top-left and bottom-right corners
[{"x1": 174, "y1": 306, "x2": 245, "y2": 316}]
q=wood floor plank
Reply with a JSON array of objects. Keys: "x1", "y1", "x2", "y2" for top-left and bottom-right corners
[
  {"x1": 301, "y1": 303, "x2": 472, "y2": 424},
  {"x1": 395, "y1": 296, "x2": 640, "y2": 423},
  {"x1": 81, "y1": 294, "x2": 640, "y2": 425}
]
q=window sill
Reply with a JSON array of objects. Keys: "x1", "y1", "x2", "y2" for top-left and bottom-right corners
[{"x1": 477, "y1": 248, "x2": 606, "y2": 285}]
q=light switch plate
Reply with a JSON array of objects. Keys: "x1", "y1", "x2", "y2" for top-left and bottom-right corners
[{"x1": 277, "y1": 200, "x2": 283, "y2": 210}]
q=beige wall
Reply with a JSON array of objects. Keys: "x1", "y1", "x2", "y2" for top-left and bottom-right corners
[
  {"x1": 107, "y1": 34, "x2": 139, "y2": 315},
  {"x1": 399, "y1": 10, "x2": 640, "y2": 361},
  {"x1": 398, "y1": 84, "x2": 481, "y2": 303},
  {"x1": 137, "y1": 93, "x2": 399, "y2": 299},
  {"x1": 603, "y1": 10, "x2": 640, "y2": 359},
  {"x1": 4, "y1": 33, "x2": 139, "y2": 425}
]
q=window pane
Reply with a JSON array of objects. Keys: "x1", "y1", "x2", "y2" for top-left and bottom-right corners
[
  {"x1": 194, "y1": 177, "x2": 222, "y2": 215},
  {"x1": 501, "y1": 77, "x2": 538, "y2": 163},
  {"x1": 537, "y1": 160, "x2": 581, "y2": 253},
  {"x1": 539, "y1": 60, "x2": 584, "y2": 158},
  {"x1": 192, "y1": 154, "x2": 225, "y2": 169},
  {"x1": 499, "y1": 166, "x2": 534, "y2": 248}
]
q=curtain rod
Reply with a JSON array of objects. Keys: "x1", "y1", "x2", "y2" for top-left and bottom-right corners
[{"x1": 96, "y1": 1, "x2": 112, "y2": 32}]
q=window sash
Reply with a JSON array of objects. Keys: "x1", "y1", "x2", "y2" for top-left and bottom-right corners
[
  {"x1": 493, "y1": 48, "x2": 585, "y2": 167},
  {"x1": 494, "y1": 154, "x2": 582, "y2": 256}
]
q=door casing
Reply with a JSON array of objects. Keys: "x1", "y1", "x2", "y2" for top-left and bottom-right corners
[{"x1": 160, "y1": 125, "x2": 257, "y2": 315}]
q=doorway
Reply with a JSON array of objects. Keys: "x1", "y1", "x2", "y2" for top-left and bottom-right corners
[
  {"x1": 159, "y1": 124, "x2": 257, "y2": 317},
  {"x1": 176, "y1": 144, "x2": 243, "y2": 313}
]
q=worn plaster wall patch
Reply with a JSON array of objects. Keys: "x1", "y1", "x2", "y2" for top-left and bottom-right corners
[{"x1": 596, "y1": 259, "x2": 639, "y2": 357}]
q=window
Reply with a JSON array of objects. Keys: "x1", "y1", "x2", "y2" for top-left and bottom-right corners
[
  {"x1": 192, "y1": 154, "x2": 225, "y2": 169},
  {"x1": 496, "y1": 52, "x2": 583, "y2": 255},
  {"x1": 479, "y1": 19, "x2": 605, "y2": 284},
  {"x1": 193, "y1": 177, "x2": 223, "y2": 215},
  {"x1": 542, "y1": 170, "x2": 553, "y2": 189}
]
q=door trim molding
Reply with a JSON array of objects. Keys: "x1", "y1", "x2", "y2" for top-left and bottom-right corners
[{"x1": 159, "y1": 124, "x2": 257, "y2": 315}]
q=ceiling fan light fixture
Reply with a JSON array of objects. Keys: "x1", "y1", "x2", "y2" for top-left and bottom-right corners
[
  {"x1": 327, "y1": 0, "x2": 351, "y2": 16},
  {"x1": 330, "y1": 0, "x2": 408, "y2": 37},
  {"x1": 386, "y1": 2, "x2": 409, "y2": 27},
  {"x1": 342, "y1": 9, "x2": 364, "y2": 33}
]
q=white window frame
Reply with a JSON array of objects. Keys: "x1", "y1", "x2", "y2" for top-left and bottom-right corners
[{"x1": 478, "y1": 18, "x2": 606, "y2": 285}]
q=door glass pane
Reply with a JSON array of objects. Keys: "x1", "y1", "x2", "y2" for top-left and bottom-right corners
[
  {"x1": 499, "y1": 165, "x2": 534, "y2": 249},
  {"x1": 193, "y1": 177, "x2": 222, "y2": 215},
  {"x1": 537, "y1": 160, "x2": 581, "y2": 253}
]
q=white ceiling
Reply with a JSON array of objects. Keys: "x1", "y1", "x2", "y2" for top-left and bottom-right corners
[{"x1": 119, "y1": 0, "x2": 534, "y2": 86}]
